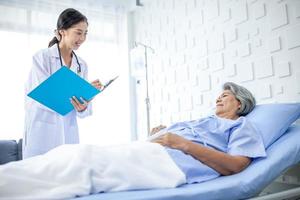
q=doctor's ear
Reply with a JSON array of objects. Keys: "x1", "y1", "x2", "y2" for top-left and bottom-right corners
[{"x1": 58, "y1": 30, "x2": 65, "y2": 36}]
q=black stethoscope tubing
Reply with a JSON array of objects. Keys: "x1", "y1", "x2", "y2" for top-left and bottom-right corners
[{"x1": 57, "y1": 43, "x2": 81, "y2": 74}]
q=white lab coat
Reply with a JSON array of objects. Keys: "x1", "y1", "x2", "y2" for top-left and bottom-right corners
[{"x1": 23, "y1": 43, "x2": 92, "y2": 158}]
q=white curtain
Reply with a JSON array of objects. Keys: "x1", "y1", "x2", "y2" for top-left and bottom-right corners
[{"x1": 0, "y1": 0, "x2": 131, "y2": 145}]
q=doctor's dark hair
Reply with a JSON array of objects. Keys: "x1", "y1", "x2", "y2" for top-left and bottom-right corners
[
  {"x1": 48, "y1": 8, "x2": 88, "y2": 47},
  {"x1": 223, "y1": 82, "x2": 256, "y2": 116}
]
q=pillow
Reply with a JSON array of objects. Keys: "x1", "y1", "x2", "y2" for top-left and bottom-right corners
[{"x1": 246, "y1": 103, "x2": 300, "y2": 148}]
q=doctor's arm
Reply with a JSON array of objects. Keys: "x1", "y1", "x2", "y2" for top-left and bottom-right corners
[{"x1": 152, "y1": 133, "x2": 251, "y2": 176}]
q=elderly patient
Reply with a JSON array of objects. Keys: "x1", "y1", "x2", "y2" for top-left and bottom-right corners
[
  {"x1": 0, "y1": 82, "x2": 266, "y2": 199},
  {"x1": 150, "y1": 82, "x2": 266, "y2": 184}
]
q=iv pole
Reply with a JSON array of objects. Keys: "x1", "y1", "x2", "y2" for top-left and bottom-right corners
[{"x1": 135, "y1": 42, "x2": 154, "y2": 136}]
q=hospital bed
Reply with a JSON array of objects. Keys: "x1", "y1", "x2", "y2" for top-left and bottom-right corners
[
  {"x1": 0, "y1": 104, "x2": 299, "y2": 199},
  {"x1": 74, "y1": 103, "x2": 300, "y2": 200}
]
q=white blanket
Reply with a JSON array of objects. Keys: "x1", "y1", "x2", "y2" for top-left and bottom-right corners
[{"x1": 0, "y1": 142, "x2": 186, "y2": 199}]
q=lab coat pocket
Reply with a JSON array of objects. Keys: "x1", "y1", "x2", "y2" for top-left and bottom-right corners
[
  {"x1": 33, "y1": 107, "x2": 57, "y2": 124},
  {"x1": 64, "y1": 125, "x2": 79, "y2": 144},
  {"x1": 28, "y1": 121, "x2": 59, "y2": 151}
]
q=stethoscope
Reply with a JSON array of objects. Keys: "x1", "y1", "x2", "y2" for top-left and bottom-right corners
[{"x1": 57, "y1": 44, "x2": 81, "y2": 74}]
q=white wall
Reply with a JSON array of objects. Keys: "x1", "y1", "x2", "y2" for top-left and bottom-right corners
[{"x1": 132, "y1": 0, "x2": 300, "y2": 137}]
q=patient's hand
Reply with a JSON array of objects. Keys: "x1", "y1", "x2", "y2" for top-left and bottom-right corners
[
  {"x1": 152, "y1": 133, "x2": 189, "y2": 151},
  {"x1": 150, "y1": 125, "x2": 167, "y2": 135}
]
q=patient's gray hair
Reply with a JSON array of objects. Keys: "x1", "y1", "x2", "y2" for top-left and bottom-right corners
[{"x1": 223, "y1": 82, "x2": 256, "y2": 116}]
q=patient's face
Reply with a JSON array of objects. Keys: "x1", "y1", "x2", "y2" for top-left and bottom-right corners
[{"x1": 215, "y1": 90, "x2": 241, "y2": 119}]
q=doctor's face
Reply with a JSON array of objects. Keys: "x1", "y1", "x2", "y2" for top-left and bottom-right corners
[
  {"x1": 60, "y1": 21, "x2": 88, "y2": 50},
  {"x1": 215, "y1": 90, "x2": 241, "y2": 119}
]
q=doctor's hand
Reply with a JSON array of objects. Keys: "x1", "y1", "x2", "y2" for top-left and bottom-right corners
[
  {"x1": 70, "y1": 96, "x2": 89, "y2": 112},
  {"x1": 152, "y1": 133, "x2": 190, "y2": 151},
  {"x1": 91, "y1": 79, "x2": 103, "y2": 90}
]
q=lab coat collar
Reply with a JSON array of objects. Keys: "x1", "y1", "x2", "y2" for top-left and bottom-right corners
[
  {"x1": 49, "y1": 43, "x2": 60, "y2": 58},
  {"x1": 49, "y1": 43, "x2": 84, "y2": 65}
]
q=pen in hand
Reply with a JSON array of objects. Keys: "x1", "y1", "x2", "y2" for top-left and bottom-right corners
[{"x1": 102, "y1": 76, "x2": 119, "y2": 91}]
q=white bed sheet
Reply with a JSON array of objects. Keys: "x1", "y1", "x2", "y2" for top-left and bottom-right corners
[{"x1": 74, "y1": 125, "x2": 300, "y2": 200}]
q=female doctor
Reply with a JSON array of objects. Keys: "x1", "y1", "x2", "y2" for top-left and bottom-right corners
[{"x1": 23, "y1": 8, "x2": 102, "y2": 158}]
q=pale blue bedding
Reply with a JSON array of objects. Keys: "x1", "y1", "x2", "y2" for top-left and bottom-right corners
[{"x1": 74, "y1": 125, "x2": 300, "y2": 200}]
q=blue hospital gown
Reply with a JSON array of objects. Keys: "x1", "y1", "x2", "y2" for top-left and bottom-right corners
[{"x1": 165, "y1": 115, "x2": 266, "y2": 184}]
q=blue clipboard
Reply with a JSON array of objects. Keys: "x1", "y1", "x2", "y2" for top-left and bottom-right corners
[{"x1": 27, "y1": 67, "x2": 100, "y2": 116}]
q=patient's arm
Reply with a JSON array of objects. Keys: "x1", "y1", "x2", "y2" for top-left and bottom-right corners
[{"x1": 152, "y1": 133, "x2": 251, "y2": 176}]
